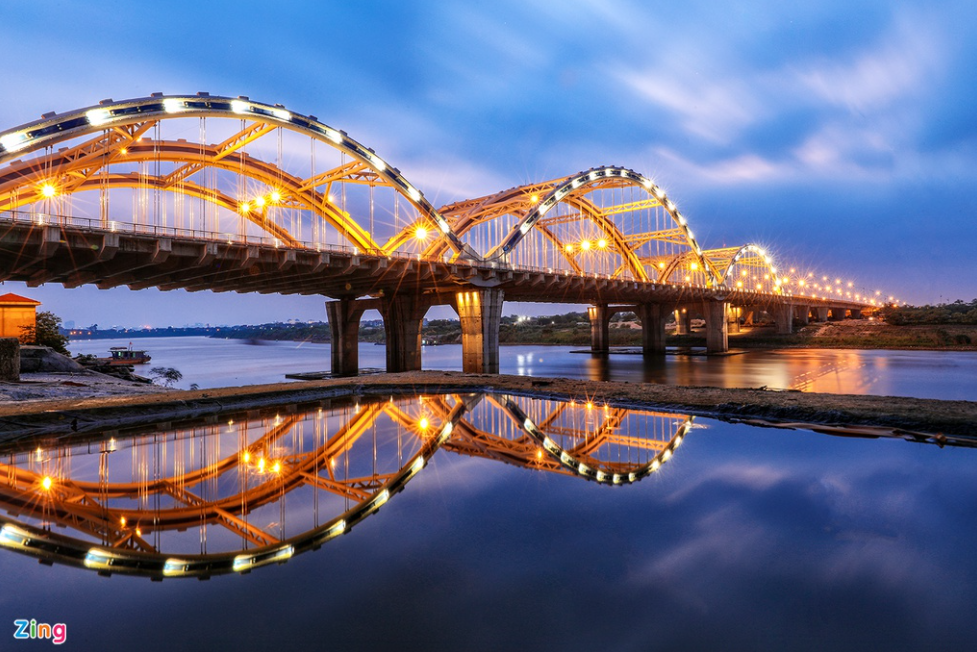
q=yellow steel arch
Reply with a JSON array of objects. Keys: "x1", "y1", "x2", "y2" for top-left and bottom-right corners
[
  {"x1": 484, "y1": 166, "x2": 717, "y2": 285},
  {"x1": 710, "y1": 244, "x2": 784, "y2": 294},
  {"x1": 0, "y1": 94, "x2": 470, "y2": 256}
]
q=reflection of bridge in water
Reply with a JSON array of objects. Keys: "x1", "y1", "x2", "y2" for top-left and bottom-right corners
[
  {"x1": 0, "y1": 393, "x2": 692, "y2": 579},
  {"x1": 0, "y1": 95, "x2": 883, "y2": 374}
]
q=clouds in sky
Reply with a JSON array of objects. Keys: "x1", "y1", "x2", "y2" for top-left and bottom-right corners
[{"x1": 1, "y1": 0, "x2": 975, "y2": 324}]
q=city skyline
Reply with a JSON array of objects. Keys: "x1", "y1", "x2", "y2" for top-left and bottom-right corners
[{"x1": 2, "y1": 0, "x2": 975, "y2": 327}]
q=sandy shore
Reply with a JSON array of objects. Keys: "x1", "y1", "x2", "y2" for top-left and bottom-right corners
[
  {"x1": 0, "y1": 370, "x2": 973, "y2": 442},
  {"x1": 0, "y1": 371, "x2": 173, "y2": 403}
]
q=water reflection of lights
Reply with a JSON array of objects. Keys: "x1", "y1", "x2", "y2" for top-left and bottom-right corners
[{"x1": 0, "y1": 392, "x2": 691, "y2": 579}]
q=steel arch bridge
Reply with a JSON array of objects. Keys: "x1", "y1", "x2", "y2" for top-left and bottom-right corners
[
  {"x1": 0, "y1": 392, "x2": 691, "y2": 579},
  {"x1": 0, "y1": 93, "x2": 882, "y2": 369}
]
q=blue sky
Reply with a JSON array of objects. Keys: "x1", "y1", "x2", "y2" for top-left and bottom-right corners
[{"x1": 2, "y1": 0, "x2": 976, "y2": 326}]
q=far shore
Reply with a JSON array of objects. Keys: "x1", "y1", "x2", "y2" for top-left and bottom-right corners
[{"x1": 68, "y1": 320, "x2": 977, "y2": 352}]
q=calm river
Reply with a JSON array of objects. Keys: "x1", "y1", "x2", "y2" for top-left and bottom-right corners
[
  {"x1": 71, "y1": 336, "x2": 977, "y2": 399},
  {"x1": 4, "y1": 336, "x2": 971, "y2": 651}
]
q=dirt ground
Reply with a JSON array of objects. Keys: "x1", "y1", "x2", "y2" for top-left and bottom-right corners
[{"x1": 0, "y1": 371, "x2": 172, "y2": 403}]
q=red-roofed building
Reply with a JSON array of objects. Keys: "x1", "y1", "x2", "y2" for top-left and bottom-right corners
[{"x1": 0, "y1": 292, "x2": 41, "y2": 339}]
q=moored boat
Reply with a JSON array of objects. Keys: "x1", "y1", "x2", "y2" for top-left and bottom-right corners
[{"x1": 96, "y1": 346, "x2": 152, "y2": 365}]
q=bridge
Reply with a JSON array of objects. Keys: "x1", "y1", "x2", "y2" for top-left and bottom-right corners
[{"x1": 0, "y1": 94, "x2": 881, "y2": 374}]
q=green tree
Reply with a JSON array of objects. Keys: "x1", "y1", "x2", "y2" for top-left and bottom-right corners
[{"x1": 20, "y1": 310, "x2": 70, "y2": 355}]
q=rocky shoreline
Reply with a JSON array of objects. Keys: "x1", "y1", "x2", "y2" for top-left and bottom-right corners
[{"x1": 0, "y1": 370, "x2": 973, "y2": 443}]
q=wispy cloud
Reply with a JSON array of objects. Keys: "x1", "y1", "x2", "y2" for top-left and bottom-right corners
[
  {"x1": 614, "y1": 64, "x2": 762, "y2": 145},
  {"x1": 794, "y1": 14, "x2": 944, "y2": 114}
]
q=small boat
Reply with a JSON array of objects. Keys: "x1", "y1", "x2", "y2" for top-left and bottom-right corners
[{"x1": 96, "y1": 346, "x2": 152, "y2": 365}]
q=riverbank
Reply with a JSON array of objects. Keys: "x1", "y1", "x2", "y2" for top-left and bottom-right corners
[
  {"x1": 0, "y1": 370, "x2": 172, "y2": 403},
  {"x1": 724, "y1": 320, "x2": 977, "y2": 350},
  {"x1": 0, "y1": 371, "x2": 973, "y2": 442}
]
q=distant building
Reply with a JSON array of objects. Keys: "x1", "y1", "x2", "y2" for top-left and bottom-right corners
[{"x1": 0, "y1": 292, "x2": 41, "y2": 339}]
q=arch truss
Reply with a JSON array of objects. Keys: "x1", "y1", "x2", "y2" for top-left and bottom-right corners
[
  {"x1": 706, "y1": 244, "x2": 787, "y2": 295},
  {"x1": 431, "y1": 167, "x2": 717, "y2": 286},
  {"x1": 0, "y1": 94, "x2": 472, "y2": 258}
]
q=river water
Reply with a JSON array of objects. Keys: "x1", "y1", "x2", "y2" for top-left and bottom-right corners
[
  {"x1": 0, "y1": 387, "x2": 975, "y2": 651},
  {"x1": 70, "y1": 336, "x2": 977, "y2": 400},
  {"x1": 6, "y1": 336, "x2": 972, "y2": 651}
]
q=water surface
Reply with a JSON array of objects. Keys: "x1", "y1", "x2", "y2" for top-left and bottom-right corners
[
  {"x1": 71, "y1": 336, "x2": 977, "y2": 400},
  {"x1": 0, "y1": 391, "x2": 974, "y2": 651}
]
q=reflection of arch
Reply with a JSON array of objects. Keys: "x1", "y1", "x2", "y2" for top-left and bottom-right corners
[
  {"x1": 0, "y1": 94, "x2": 469, "y2": 256},
  {"x1": 0, "y1": 392, "x2": 694, "y2": 578},
  {"x1": 0, "y1": 398, "x2": 462, "y2": 579},
  {"x1": 499, "y1": 396, "x2": 693, "y2": 484}
]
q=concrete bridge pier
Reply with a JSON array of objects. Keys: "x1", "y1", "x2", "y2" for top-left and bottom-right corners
[
  {"x1": 380, "y1": 294, "x2": 432, "y2": 372},
  {"x1": 773, "y1": 304, "x2": 793, "y2": 334},
  {"x1": 727, "y1": 306, "x2": 741, "y2": 334},
  {"x1": 829, "y1": 307, "x2": 845, "y2": 321},
  {"x1": 326, "y1": 297, "x2": 376, "y2": 376},
  {"x1": 705, "y1": 301, "x2": 729, "y2": 354},
  {"x1": 742, "y1": 309, "x2": 755, "y2": 327},
  {"x1": 794, "y1": 304, "x2": 810, "y2": 326},
  {"x1": 673, "y1": 308, "x2": 692, "y2": 335},
  {"x1": 588, "y1": 304, "x2": 612, "y2": 353},
  {"x1": 815, "y1": 307, "x2": 829, "y2": 322},
  {"x1": 455, "y1": 288, "x2": 504, "y2": 373},
  {"x1": 636, "y1": 303, "x2": 667, "y2": 354}
]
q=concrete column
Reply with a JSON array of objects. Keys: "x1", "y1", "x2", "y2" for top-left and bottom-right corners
[
  {"x1": 705, "y1": 301, "x2": 729, "y2": 354},
  {"x1": 673, "y1": 308, "x2": 691, "y2": 335},
  {"x1": 455, "y1": 288, "x2": 504, "y2": 374},
  {"x1": 325, "y1": 298, "x2": 369, "y2": 376},
  {"x1": 742, "y1": 310, "x2": 754, "y2": 327},
  {"x1": 588, "y1": 304, "x2": 611, "y2": 353},
  {"x1": 815, "y1": 306, "x2": 829, "y2": 322},
  {"x1": 0, "y1": 338, "x2": 19, "y2": 382},
  {"x1": 772, "y1": 304, "x2": 793, "y2": 334},
  {"x1": 850, "y1": 308, "x2": 865, "y2": 319},
  {"x1": 829, "y1": 307, "x2": 845, "y2": 321},
  {"x1": 380, "y1": 294, "x2": 430, "y2": 372},
  {"x1": 727, "y1": 306, "x2": 740, "y2": 334},
  {"x1": 636, "y1": 304, "x2": 667, "y2": 355},
  {"x1": 794, "y1": 304, "x2": 810, "y2": 326}
]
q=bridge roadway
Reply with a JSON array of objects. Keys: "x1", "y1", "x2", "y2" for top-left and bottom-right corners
[{"x1": 0, "y1": 215, "x2": 871, "y2": 374}]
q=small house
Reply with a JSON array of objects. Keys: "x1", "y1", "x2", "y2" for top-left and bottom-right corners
[{"x1": 0, "y1": 292, "x2": 41, "y2": 339}]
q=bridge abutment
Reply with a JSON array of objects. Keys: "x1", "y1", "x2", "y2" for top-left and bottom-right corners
[
  {"x1": 455, "y1": 288, "x2": 504, "y2": 374},
  {"x1": 705, "y1": 301, "x2": 729, "y2": 354}
]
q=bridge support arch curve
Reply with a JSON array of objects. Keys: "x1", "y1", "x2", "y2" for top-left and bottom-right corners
[{"x1": 482, "y1": 167, "x2": 717, "y2": 287}]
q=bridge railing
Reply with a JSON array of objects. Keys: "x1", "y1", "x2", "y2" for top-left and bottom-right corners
[
  {"x1": 0, "y1": 209, "x2": 875, "y2": 306},
  {"x1": 0, "y1": 208, "x2": 413, "y2": 260}
]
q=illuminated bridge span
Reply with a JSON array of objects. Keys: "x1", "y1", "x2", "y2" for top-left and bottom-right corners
[
  {"x1": 0, "y1": 94, "x2": 880, "y2": 373},
  {"x1": 0, "y1": 393, "x2": 692, "y2": 579}
]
